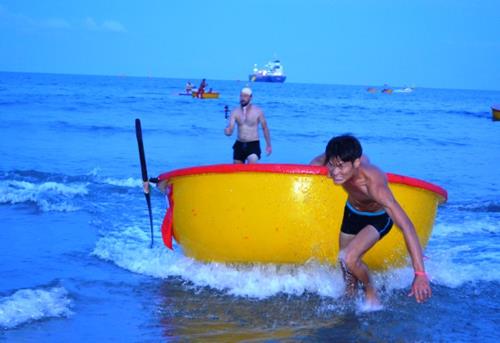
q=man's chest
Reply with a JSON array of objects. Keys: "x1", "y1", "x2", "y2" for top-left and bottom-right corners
[{"x1": 237, "y1": 112, "x2": 258, "y2": 125}]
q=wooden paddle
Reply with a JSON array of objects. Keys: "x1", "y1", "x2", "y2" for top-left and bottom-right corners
[{"x1": 135, "y1": 118, "x2": 154, "y2": 248}]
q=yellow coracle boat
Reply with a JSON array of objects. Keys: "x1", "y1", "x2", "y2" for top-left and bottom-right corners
[
  {"x1": 492, "y1": 105, "x2": 500, "y2": 121},
  {"x1": 192, "y1": 91, "x2": 220, "y2": 99},
  {"x1": 156, "y1": 164, "x2": 447, "y2": 270}
]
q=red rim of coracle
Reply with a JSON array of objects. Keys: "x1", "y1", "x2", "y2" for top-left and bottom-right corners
[{"x1": 158, "y1": 164, "x2": 448, "y2": 201}]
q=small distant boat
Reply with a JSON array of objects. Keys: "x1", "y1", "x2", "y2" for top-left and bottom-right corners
[
  {"x1": 249, "y1": 59, "x2": 287, "y2": 83},
  {"x1": 192, "y1": 91, "x2": 220, "y2": 99},
  {"x1": 366, "y1": 87, "x2": 377, "y2": 94},
  {"x1": 393, "y1": 87, "x2": 414, "y2": 93},
  {"x1": 492, "y1": 105, "x2": 500, "y2": 121},
  {"x1": 381, "y1": 88, "x2": 393, "y2": 94}
]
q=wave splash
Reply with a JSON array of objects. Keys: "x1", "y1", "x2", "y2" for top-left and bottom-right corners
[
  {"x1": 0, "y1": 287, "x2": 73, "y2": 329},
  {"x1": 92, "y1": 225, "x2": 346, "y2": 299},
  {"x1": 91, "y1": 223, "x2": 500, "y2": 300},
  {"x1": 0, "y1": 180, "x2": 88, "y2": 212},
  {"x1": 0, "y1": 169, "x2": 146, "y2": 212}
]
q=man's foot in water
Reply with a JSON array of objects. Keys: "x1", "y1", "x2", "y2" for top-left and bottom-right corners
[{"x1": 362, "y1": 288, "x2": 383, "y2": 311}]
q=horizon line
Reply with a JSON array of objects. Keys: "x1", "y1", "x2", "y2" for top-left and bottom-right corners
[{"x1": 0, "y1": 69, "x2": 499, "y2": 93}]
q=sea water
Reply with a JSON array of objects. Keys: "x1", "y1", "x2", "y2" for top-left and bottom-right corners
[{"x1": 0, "y1": 72, "x2": 499, "y2": 342}]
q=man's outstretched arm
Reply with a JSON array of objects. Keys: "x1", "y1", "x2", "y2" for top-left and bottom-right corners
[{"x1": 369, "y1": 177, "x2": 431, "y2": 303}]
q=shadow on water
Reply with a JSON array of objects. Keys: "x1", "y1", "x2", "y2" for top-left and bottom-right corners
[
  {"x1": 150, "y1": 280, "x2": 500, "y2": 342},
  {"x1": 154, "y1": 279, "x2": 354, "y2": 342}
]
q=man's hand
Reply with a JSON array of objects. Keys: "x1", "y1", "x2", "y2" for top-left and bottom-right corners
[
  {"x1": 266, "y1": 145, "x2": 272, "y2": 156},
  {"x1": 408, "y1": 274, "x2": 432, "y2": 303},
  {"x1": 143, "y1": 181, "x2": 150, "y2": 194}
]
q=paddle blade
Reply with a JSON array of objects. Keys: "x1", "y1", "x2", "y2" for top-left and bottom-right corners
[
  {"x1": 145, "y1": 193, "x2": 154, "y2": 248},
  {"x1": 135, "y1": 118, "x2": 154, "y2": 248}
]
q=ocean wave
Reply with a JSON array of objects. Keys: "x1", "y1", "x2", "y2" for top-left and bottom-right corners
[
  {"x1": 92, "y1": 226, "x2": 345, "y2": 299},
  {"x1": 50, "y1": 120, "x2": 176, "y2": 135},
  {"x1": 52, "y1": 121, "x2": 133, "y2": 134},
  {"x1": 0, "y1": 180, "x2": 88, "y2": 212},
  {"x1": 441, "y1": 109, "x2": 489, "y2": 119},
  {"x1": 432, "y1": 220, "x2": 499, "y2": 237},
  {"x1": 2, "y1": 169, "x2": 95, "y2": 184},
  {"x1": 339, "y1": 104, "x2": 369, "y2": 112},
  {"x1": 102, "y1": 177, "x2": 143, "y2": 188},
  {"x1": 425, "y1": 245, "x2": 500, "y2": 287},
  {"x1": 455, "y1": 202, "x2": 500, "y2": 213},
  {"x1": 3, "y1": 168, "x2": 146, "y2": 191},
  {"x1": 0, "y1": 100, "x2": 26, "y2": 106},
  {"x1": 91, "y1": 224, "x2": 498, "y2": 300},
  {"x1": 89, "y1": 171, "x2": 145, "y2": 189},
  {"x1": 0, "y1": 287, "x2": 72, "y2": 329}
]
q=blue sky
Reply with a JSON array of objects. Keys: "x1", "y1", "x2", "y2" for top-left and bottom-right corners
[{"x1": 0, "y1": 0, "x2": 499, "y2": 90}]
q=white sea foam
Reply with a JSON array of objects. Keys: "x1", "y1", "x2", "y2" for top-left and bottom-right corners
[
  {"x1": 102, "y1": 177, "x2": 143, "y2": 188},
  {"x1": 85, "y1": 167, "x2": 143, "y2": 188},
  {"x1": 425, "y1": 246, "x2": 500, "y2": 287},
  {"x1": 92, "y1": 220, "x2": 500, "y2": 299},
  {"x1": 425, "y1": 221, "x2": 500, "y2": 286},
  {"x1": 0, "y1": 180, "x2": 88, "y2": 211},
  {"x1": 92, "y1": 225, "x2": 345, "y2": 299},
  {"x1": 0, "y1": 287, "x2": 73, "y2": 329},
  {"x1": 87, "y1": 168, "x2": 101, "y2": 177},
  {"x1": 355, "y1": 299, "x2": 384, "y2": 313},
  {"x1": 432, "y1": 220, "x2": 499, "y2": 237}
]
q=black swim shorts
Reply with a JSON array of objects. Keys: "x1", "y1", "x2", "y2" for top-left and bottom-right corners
[
  {"x1": 340, "y1": 202, "x2": 393, "y2": 239},
  {"x1": 232, "y1": 140, "x2": 261, "y2": 162}
]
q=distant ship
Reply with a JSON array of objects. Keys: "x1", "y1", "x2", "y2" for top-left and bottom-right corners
[{"x1": 249, "y1": 59, "x2": 286, "y2": 83}]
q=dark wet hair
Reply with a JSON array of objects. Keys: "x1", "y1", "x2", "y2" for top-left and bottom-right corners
[{"x1": 324, "y1": 134, "x2": 362, "y2": 165}]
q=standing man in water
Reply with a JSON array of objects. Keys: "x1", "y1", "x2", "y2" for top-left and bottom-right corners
[
  {"x1": 310, "y1": 135, "x2": 431, "y2": 306},
  {"x1": 224, "y1": 87, "x2": 272, "y2": 164}
]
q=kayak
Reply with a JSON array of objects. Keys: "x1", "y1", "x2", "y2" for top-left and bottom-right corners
[
  {"x1": 192, "y1": 92, "x2": 220, "y2": 99},
  {"x1": 492, "y1": 105, "x2": 500, "y2": 121},
  {"x1": 156, "y1": 164, "x2": 447, "y2": 270}
]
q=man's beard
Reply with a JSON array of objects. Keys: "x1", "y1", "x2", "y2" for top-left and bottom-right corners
[{"x1": 240, "y1": 99, "x2": 249, "y2": 107}]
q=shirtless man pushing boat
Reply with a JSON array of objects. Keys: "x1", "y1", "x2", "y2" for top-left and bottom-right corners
[
  {"x1": 224, "y1": 87, "x2": 272, "y2": 163},
  {"x1": 310, "y1": 134, "x2": 431, "y2": 306}
]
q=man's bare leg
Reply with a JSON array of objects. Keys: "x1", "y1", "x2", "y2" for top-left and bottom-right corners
[
  {"x1": 246, "y1": 153, "x2": 259, "y2": 164},
  {"x1": 339, "y1": 234, "x2": 358, "y2": 297},
  {"x1": 339, "y1": 227, "x2": 381, "y2": 305}
]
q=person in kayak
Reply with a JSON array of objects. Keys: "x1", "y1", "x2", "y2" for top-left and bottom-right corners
[
  {"x1": 197, "y1": 79, "x2": 207, "y2": 98},
  {"x1": 310, "y1": 134, "x2": 431, "y2": 306},
  {"x1": 224, "y1": 87, "x2": 272, "y2": 163},
  {"x1": 185, "y1": 81, "x2": 193, "y2": 94}
]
